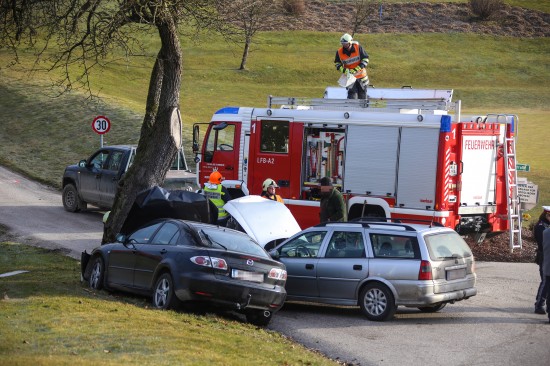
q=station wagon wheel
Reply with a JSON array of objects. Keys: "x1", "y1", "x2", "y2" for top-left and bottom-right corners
[
  {"x1": 359, "y1": 283, "x2": 396, "y2": 321},
  {"x1": 152, "y1": 273, "x2": 181, "y2": 310},
  {"x1": 418, "y1": 302, "x2": 447, "y2": 313},
  {"x1": 89, "y1": 256, "x2": 104, "y2": 290}
]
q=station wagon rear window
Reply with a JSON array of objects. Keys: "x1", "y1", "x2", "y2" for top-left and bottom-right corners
[
  {"x1": 424, "y1": 232, "x2": 473, "y2": 260},
  {"x1": 369, "y1": 234, "x2": 420, "y2": 259}
]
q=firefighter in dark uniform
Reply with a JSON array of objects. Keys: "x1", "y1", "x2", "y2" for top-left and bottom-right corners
[
  {"x1": 534, "y1": 206, "x2": 550, "y2": 314},
  {"x1": 334, "y1": 33, "x2": 369, "y2": 99},
  {"x1": 203, "y1": 171, "x2": 232, "y2": 227}
]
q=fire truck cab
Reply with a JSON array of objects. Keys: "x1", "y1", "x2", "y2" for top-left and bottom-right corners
[{"x1": 192, "y1": 87, "x2": 522, "y2": 250}]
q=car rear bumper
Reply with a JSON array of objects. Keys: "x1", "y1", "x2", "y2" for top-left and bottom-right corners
[
  {"x1": 398, "y1": 286, "x2": 477, "y2": 306},
  {"x1": 174, "y1": 272, "x2": 286, "y2": 312}
]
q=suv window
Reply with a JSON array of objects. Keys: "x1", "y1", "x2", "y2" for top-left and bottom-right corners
[
  {"x1": 89, "y1": 150, "x2": 110, "y2": 170},
  {"x1": 279, "y1": 231, "x2": 326, "y2": 258},
  {"x1": 370, "y1": 234, "x2": 420, "y2": 259},
  {"x1": 106, "y1": 151, "x2": 124, "y2": 171},
  {"x1": 325, "y1": 231, "x2": 365, "y2": 258},
  {"x1": 424, "y1": 232, "x2": 473, "y2": 260}
]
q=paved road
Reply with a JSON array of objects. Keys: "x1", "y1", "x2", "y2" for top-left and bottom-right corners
[
  {"x1": 1, "y1": 166, "x2": 549, "y2": 365},
  {"x1": 0, "y1": 166, "x2": 104, "y2": 258}
]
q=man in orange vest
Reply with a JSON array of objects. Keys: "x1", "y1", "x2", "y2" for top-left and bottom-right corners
[{"x1": 335, "y1": 33, "x2": 369, "y2": 99}]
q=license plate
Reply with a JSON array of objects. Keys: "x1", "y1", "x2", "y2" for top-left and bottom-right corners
[
  {"x1": 232, "y1": 269, "x2": 264, "y2": 283},
  {"x1": 446, "y1": 268, "x2": 466, "y2": 280}
]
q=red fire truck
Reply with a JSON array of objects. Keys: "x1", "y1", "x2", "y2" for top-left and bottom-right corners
[{"x1": 192, "y1": 88, "x2": 522, "y2": 250}]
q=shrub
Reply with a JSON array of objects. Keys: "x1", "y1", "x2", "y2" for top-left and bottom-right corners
[
  {"x1": 469, "y1": 0, "x2": 504, "y2": 20},
  {"x1": 282, "y1": 0, "x2": 306, "y2": 15}
]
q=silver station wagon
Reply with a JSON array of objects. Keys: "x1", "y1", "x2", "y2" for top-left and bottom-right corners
[{"x1": 270, "y1": 220, "x2": 477, "y2": 321}]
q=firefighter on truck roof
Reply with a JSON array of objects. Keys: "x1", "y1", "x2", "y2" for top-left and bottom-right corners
[
  {"x1": 203, "y1": 171, "x2": 232, "y2": 227},
  {"x1": 261, "y1": 178, "x2": 284, "y2": 204},
  {"x1": 335, "y1": 33, "x2": 369, "y2": 100}
]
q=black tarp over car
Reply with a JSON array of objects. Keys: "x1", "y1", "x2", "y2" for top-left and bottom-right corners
[{"x1": 119, "y1": 186, "x2": 216, "y2": 234}]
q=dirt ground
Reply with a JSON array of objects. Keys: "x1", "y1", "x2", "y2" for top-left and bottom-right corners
[{"x1": 272, "y1": 1, "x2": 549, "y2": 38}]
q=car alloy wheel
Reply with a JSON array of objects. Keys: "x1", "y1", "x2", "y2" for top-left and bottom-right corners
[
  {"x1": 89, "y1": 256, "x2": 104, "y2": 290},
  {"x1": 359, "y1": 283, "x2": 396, "y2": 321},
  {"x1": 153, "y1": 273, "x2": 180, "y2": 310}
]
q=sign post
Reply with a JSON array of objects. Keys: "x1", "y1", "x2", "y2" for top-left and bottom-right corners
[
  {"x1": 92, "y1": 116, "x2": 111, "y2": 147},
  {"x1": 517, "y1": 178, "x2": 538, "y2": 211}
]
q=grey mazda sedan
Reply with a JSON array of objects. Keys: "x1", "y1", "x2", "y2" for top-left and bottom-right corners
[{"x1": 270, "y1": 220, "x2": 477, "y2": 321}]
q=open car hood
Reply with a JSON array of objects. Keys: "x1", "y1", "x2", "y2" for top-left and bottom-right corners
[{"x1": 223, "y1": 195, "x2": 301, "y2": 247}]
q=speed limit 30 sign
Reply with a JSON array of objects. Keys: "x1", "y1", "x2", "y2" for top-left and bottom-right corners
[{"x1": 92, "y1": 116, "x2": 111, "y2": 135}]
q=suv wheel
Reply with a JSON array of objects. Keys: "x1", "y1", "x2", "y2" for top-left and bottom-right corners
[
  {"x1": 359, "y1": 283, "x2": 396, "y2": 321},
  {"x1": 62, "y1": 184, "x2": 86, "y2": 212}
]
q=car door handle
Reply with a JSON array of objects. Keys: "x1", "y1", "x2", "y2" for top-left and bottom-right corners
[
  {"x1": 95, "y1": 174, "x2": 102, "y2": 179},
  {"x1": 353, "y1": 264, "x2": 362, "y2": 270},
  {"x1": 305, "y1": 264, "x2": 314, "y2": 270},
  {"x1": 160, "y1": 249, "x2": 167, "y2": 254}
]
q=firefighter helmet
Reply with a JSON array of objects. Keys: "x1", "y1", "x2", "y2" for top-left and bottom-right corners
[
  {"x1": 340, "y1": 33, "x2": 353, "y2": 44},
  {"x1": 208, "y1": 171, "x2": 223, "y2": 184},
  {"x1": 262, "y1": 178, "x2": 278, "y2": 191}
]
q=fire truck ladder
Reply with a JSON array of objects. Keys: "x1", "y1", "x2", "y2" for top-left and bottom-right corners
[{"x1": 491, "y1": 114, "x2": 522, "y2": 252}]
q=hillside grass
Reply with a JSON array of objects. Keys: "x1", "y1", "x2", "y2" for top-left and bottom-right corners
[
  {"x1": 0, "y1": 30, "x2": 548, "y2": 220},
  {"x1": 0, "y1": 238, "x2": 336, "y2": 365}
]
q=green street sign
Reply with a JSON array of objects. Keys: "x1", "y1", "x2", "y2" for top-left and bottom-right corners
[{"x1": 517, "y1": 163, "x2": 530, "y2": 172}]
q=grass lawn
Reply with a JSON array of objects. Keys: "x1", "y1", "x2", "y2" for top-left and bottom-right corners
[{"x1": 0, "y1": 237, "x2": 337, "y2": 365}]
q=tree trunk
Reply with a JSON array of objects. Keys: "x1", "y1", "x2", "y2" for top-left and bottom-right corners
[
  {"x1": 239, "y1": 37, "x2": 251, "y2": 70},
  {"x1": 102, "y1": 16, "x2": 183, "y2": 244}
]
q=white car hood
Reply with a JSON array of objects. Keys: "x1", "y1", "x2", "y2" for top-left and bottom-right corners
[{"x1": 223, "y1": 195, "x2": 301, "y2": 247}]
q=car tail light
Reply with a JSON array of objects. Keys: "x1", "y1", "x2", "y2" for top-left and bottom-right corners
[
  {"x1": 190, "y1": 256, "x2": 228, "y2": 270},
  {"x1": 268, "y1": 268, "x2": 287, "y2": 280},
  {"x1": 418, "y1": 260, "x2": 433, "y2": 280}
]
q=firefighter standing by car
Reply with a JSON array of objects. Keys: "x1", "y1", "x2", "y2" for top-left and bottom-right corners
[
  {"x1": 203, "y1": 171, "x2": 232, "y2": 227},
  {"x1": 534, "y1": 206, "x2": 550, "y2": 314},
  {"x1": 335, "y1": 33, "x2": 369, "y2": 99},
  {"x1": 319, "y1": 177, "x2": 347, "y2": 223},
  {"x1": 261, "y1": 178, "x2": 284, "y2": 203}
]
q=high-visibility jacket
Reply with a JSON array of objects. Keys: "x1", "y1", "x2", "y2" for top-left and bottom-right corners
[
  {"x1": 336, "y1": 43, "x2": 368, "y2": 79},
  {"x1": 204, "y1": 184, "x2": 229, "y2": 219},
  {"x1": 262, "y1": 192, "x2": 284, "y2": 204}
]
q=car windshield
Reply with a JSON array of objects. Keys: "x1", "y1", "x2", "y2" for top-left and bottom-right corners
[
  {"x1": 424, "y1": 232, "x2": 473, "y2": 260},
  {"x1": 200, "y1": 228, "x2": 269, "y2": 258}
]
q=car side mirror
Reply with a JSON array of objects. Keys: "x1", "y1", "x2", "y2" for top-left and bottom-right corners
[
  {"x1": 78, "y1": 159, "x2": 87, "y2": 168},
  {"x1": 115, "y1": 233, "x2": 126, "y2": 243},
  {"x1": 269, "y1": 249, "x2": 280, "y2": 260}
]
